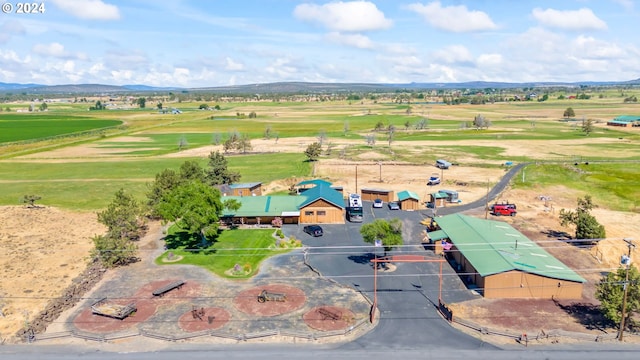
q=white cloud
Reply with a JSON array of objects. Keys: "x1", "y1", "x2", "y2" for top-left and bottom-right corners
[
  {"x1": 224, "y1": 57, "x2": 245, "y2": 71},
  {"x1": 51, "y1": 0, "x2": 120, "y2": 20},
  {"x1": 33, "y1": 42, "x2": 67, "y2": 58},
  {"x1": 431, "y1": 45, "x2": 474, "y2": 64},
  {"x1": 532, "y1": 8, "x2": 607, "y2": 31},
  {"x1": 293, "y1": 1, "x2": 392, "y2": 32},
  {"x1": 325, "y1": 32, "x2": 374, "y2": 49},
  {"x1": 406, "y1": 1, "x2": 498, "y2": 33},
  {"x1": 573, "y1": 35, "x2": 625, "y2": 59}
]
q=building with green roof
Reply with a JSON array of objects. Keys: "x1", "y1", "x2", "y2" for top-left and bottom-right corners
[
  {"x1": 607, "y1": 115, "x2": 640, "y2": 127},
  {"x1": 221, "y1": 181, "x2": 346, "y2": 225},
  {"x1": 397, "y1": 190, "x2": 421, "y2": 210},
  {"x1": 428, "y1": 213, "x2": 585, "y2": 299}
]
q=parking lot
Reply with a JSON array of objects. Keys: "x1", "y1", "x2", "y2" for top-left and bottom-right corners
[{"x1": 282, "y1": 200, "x2": 487, "y2": 350}]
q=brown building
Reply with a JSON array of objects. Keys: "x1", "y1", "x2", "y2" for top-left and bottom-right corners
[
  {"x1": 426, "y1": 213, "x2": 585, "y2": 299},
  {"x1": 361, "y1": 188, "x2": 394, "y2": 202},
  {"x1": 397, "y1": 190, "x2": 421, "y2": 210}
]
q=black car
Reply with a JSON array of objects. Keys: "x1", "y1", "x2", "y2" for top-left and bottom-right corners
[
  {"x1": 388, "y1": 201, "x2": 400, "y2": 210},
  {"x1": 303, "y1": 225, "x2": 323, "y2": 237}
]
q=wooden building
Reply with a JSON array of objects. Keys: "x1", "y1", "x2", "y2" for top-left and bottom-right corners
[
  {"x1": 221, "y1": 181, "x2": 345, "y2": 225},
  {"x1": 397, "y1": 190, "x2": 421, "y2": 210},
  {"x1": 360, "y1": 188, "x2": 394, "y2": 202},
  {"x1": 426, "y1": 213, "x2": 585, "y2": 299}
]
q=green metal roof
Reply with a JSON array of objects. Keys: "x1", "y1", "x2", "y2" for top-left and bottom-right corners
[
  {"x1": 296, "y1": 179, "x2": 332, "y2": 187},
  {"x1": 397, "y1": 190, "x2": 420, "y2": 201},
  {"x1": 221, "y1": 195, "x2": 303, "y2": 217},
  {"x1": 436, "y1": 213, "x2": 585, "y2": 283},
  {"x1": 299, "y1": 183, "x2": 345, "y2": 209},
  {"x1": 426, "y1": 229, "x2": 448, "y2": 241},
  {"x1": 613, "y1": 115, "x2": 640, "y2": 122},
  {"x1": 229, "y1": 182, "x2": 261, "y2": 189},
  {"x1": 431, "y1": 192, "x2": 448, "y2": 199},
  {"x1": 221, "y1": 183, "x2": 344, "y2": 217}
]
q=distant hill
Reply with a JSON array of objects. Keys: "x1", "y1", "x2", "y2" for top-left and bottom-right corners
[{"x1": 1, "y1": 79, "x2": 639, "y2": 95}]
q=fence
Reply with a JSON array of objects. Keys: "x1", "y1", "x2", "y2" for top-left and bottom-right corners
[
  {"x1": 438, "y1": 301, "x2": 639, "y2": 346},
  {"x1": 29, "y1": 318, "x2": 371, "y2": 344}
]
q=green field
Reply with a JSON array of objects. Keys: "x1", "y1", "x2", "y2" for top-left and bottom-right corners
[
  {"x1": 0, "y1": 114, "x2": 122, "y2": 143},
  {"x1": 0, "y1": 96, "x2": 639, "y2": 212}
]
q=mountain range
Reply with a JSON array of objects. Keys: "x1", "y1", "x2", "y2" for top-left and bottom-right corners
[{"x1": 1, "y1": 79, "x2": 639, "y2": 95}]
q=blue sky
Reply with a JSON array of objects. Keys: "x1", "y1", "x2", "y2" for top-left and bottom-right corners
[{"x1": 0, "y1": 0, "x2": 638, "y2": 87}]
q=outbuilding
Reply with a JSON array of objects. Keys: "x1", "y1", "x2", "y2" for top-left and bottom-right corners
[
  {"x1": 427, "y1": 213, "x2": 585, "y2": 299},
  {"x1": 396, "y1": 190, "x2": 421, "y2": 210},
  {"x1": 361, "y1": 188, "x2": 394, "y2": 203}
]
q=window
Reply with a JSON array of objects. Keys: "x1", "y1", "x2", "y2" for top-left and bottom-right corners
[
  {"x1": 317, "y1": 211, "x2": 326, "y2": 216},
  {"x1": 305, "y1": 211, "x2": 314, "y2": 216}
]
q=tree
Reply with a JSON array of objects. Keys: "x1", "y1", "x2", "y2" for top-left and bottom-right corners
[
  {"x1": 146, "y1": 169, "x2": 181, "y2": 216},
  {"x1": 93, "y1": 189, "x2": 143, "y2": 267},
  {"x1": 305, "y1": 142, "x2": 322, "y2": 162},
  {"x1": 404, "y1": 120, "x2": 411, "y2": 131},
  {"x1": 21, "y1": 194, "x2": 41, "y2": 208},
  {"x1": 559, "y1": 195, "x2": 606, "y2": 243},
  {"x1": 317, "y1": 130, "x2": 327, "y2": 146},
  {"x1": 97, "y1": 188, "x2": 144, "y2": 241},
  {"x1": 238, "y1": 134, "x2": 252, "y2": 153},
  {"x1": 264, "y1": 125, "x2": 272, "y2": 139},
  {"x1": 595, "y1": 266, "x2": 640, "y2": 328},
  {"x1": 38, "y1": 102, "x2": 48, "y2": 111},
  {"x1": 223, "y1": 198, "x2": 242, "y2": 213},
  {"x1": 178, "y1": 135, "x2": 188, "y2": 150},
  {"x1": 374, "y1": 121, "x2": 385, "y2": 131},
  {"x1": 199, "y1": 103, "x2": 209, "y2": 110},
  {"x1": 157, "y1": 102, "x2": 163, "y2": 110},
  {"x1": 563, "y1": 107, "x2": 575, "y2": 118},
  {"x1": 91, "y1": 234, "x2": 137, "y2": 268},
  {"x1": 582, "y1": 118, "x2": 595, "y2": 135},
  {"x1": 205, "y1": 151, "x2": 241, "y2": 185},
  {"x1": 473, "y1": 114, "x2": 491, "y2": 129},
  {"x1": 156, "y1": 180, "x2": 223, "y2": 240},
  {"x1": 179, "y1": 160, "x2": 206, "y2": 183},
  {"x1": 136, "y1": 97, "x2": 146, "y2": 108},
  {"x1": 360, "y1": 218, "x2": 403, "y2": 255}
]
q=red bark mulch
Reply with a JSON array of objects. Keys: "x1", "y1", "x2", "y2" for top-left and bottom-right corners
[
  {"x1": 178, "y1": 307, "x2": 231, "y2": 332},
  {"x1": 303, "y1": 306, "x2": 356, "y2": 332},
  {"x1": 73, "y1": 298, "x2": 157, "y2": 333},
  {"x1": 234, "y1": 284, "x2": 306, "y2": 317},
  {"x1": 72, "y1": 279, "x2": 203, "y2": 333}
]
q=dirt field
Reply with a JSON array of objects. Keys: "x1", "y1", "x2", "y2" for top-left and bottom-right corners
[
  {"x1": 1, "y1": 135, "x2": 638, "y2": 344},
  {"x1": 0, "y1": 206, "x2": 105, "y2": 341}
]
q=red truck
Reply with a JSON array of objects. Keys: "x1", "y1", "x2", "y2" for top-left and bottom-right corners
[{"x1": 490, "y1": 203, "x2": 517, "y2": 216}]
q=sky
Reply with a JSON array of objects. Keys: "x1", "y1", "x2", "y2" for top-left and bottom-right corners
[{"x1": 0, "y1": 0, "x2": 639, "y2": 87}]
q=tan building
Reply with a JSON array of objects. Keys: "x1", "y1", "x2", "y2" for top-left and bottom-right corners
[{"x1": 426, "y1": 213, "x2": 585, "y2": 299}]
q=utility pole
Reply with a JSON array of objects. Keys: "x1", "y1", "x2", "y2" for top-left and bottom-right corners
[{"x1": 618, "y1": 238, "x2": 635, "y2": 341}]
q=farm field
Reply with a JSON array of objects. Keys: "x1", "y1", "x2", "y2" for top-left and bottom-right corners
[{"x1": 0, "y1": 94, "x2": 639, "y2": 342}]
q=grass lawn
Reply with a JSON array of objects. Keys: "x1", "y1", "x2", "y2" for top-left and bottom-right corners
[
  {"x1": 156, "y1": 226, "x2": 299, "y2": 278},
  {"x1": 512, "y1": 162, "x2": 640, "y2": 212}
]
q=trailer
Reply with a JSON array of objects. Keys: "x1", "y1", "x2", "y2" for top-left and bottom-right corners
[{"x1": 346, "y1": 193, "x2": 363, "y2": 222}]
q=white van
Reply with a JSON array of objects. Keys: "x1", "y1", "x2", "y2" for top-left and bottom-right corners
[{"x1": 435, "y1": 159, "x2": 451, "y2": 169}]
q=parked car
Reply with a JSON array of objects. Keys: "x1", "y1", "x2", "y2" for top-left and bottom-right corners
[
  {"x1": 388, "y1": 201, "x2": 400, "y2": 210},
  {"x1": 490, "y1": 203, "x2": 517, "y2": 216},
  {"x1": 427, "y1": 176, "x2": 441, "y2": 185},
  {"x1": 303, "y1": 224, "x2": 323, "y2": 237},
  {"x1": 373, "y1": 198, "x2": 383, "y2": 208}
]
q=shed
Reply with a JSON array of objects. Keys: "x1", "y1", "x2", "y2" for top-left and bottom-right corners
[
  {"x1": 219, "y1": 182, "x2": 262, "y2": 196},
  {"x1": 361, "y1": 188, "x2": 394, "y2": 202},
  {"x1": 397, "y1": 190, "x2": 421, "y2": 210},
  {"x1": 607, "y1": 115, "x2": 640, "y2": 127},
  {"x1": 428, "y1": 214, "x2": 585, "y2": 299},
  {"x1": 428, "y1": 191, "x2": 449, "y2": 208}
]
